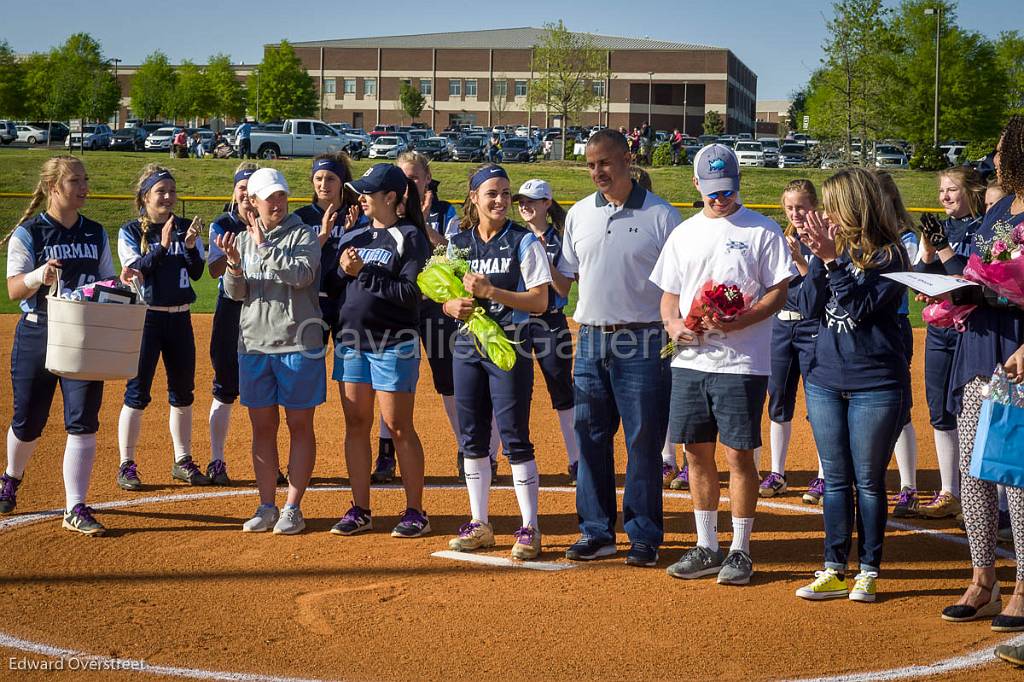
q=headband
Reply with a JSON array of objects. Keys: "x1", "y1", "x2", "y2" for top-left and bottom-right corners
[
  {"x1": 470, "y1": 166, "x2": 509, "y2": 191},
  {"x1": 140, "y1": 170, "x2": 175, "y2": 196},
  {"x1": 311, "y1": 158, "x2": 344, "y2": 180},
  {"x1": 234, "y1": 168, "x2": 255, "y2": 185}
]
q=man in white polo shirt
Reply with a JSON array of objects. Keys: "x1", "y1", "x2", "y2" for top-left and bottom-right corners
[
  {"x1": 561, "y1": 129, "x2": 682, "y2": 567},
  {"x1": 651, "y1": 144, "x2": 793, "y2": 586}
]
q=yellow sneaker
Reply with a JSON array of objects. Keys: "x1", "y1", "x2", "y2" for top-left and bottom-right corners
[
  {"x1": 448, "y1": 520, "x2": 495, "y2": 552},
  {"x1": 511, "y1": 525, "x2": 541, "y2": 560},
  {"x1": 850, "y1": 571, "x2": 878, "y2": 603},
  {"x1": 795, "y1": 568, "x2": 848, "y2": 600}
]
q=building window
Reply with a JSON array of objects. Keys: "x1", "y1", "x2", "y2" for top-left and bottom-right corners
[
  {"x1": 515, "y1": 80, "x2": 527, "y2": 97},
  {"x1": 364, "y1": 78, "x2": 377, "y2": 97},
  {"x1": 324, "y1": 78, "x2": 336, "y2": 95},
  {"x1": 465, "y1": 79, "x2": 477, "y2": 97},
  {"x1": 343, "y1": 78, "x2": 356, "y2": 95},
  {"x1": 493, "y1": 80, "x2": 507, "y2": 98},
  {"x1": 449, "y1": 79, "x2": 461, "y2": 97},
  {"x1": 592, "y1": 80, "x2": 605, "y2": 98},
  {"x1": 420, "y1": 78, "x2": 432, "y2": 96}
]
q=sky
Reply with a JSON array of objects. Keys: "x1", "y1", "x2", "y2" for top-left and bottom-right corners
[{"x1": 2, "y1": 1, "x2": 1019, "y2": 100}]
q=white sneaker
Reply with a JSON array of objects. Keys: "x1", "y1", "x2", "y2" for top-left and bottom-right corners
[
  {"x1": 242, "y1": 505, "x2": 279, "y2": 533},
  {"x1": 273, "y1": 507, "x2": 305, "y2": 535}
]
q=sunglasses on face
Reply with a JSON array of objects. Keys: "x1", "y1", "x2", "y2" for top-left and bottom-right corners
[{"x1": 707, "y1": 190, "x2": 735, "y2": 200}]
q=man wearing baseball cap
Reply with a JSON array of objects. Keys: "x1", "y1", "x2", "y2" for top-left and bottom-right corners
[{"x1": 650, "y1": 143, "x2": 794, "y2": 585}]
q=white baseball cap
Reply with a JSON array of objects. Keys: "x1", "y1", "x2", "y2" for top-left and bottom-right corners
[
  {"x1": 513, "y1": 179, "x2": 552, "y2": 201},
  {"x1": 247, "y1": 168, "x2": 290, "y2": 200}
]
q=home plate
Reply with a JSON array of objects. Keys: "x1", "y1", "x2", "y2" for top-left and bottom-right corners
[{"x1": 431, "y1": 550, "x2": 577, "y2": 572}]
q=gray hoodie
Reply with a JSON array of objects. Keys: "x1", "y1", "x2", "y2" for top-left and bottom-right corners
[{"x1": 223, "y1": 213, "x2": 323, "y2": 354}]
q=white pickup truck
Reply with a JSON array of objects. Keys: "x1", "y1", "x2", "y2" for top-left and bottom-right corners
[{"x1": 250, "y1": 119, "x2": 347, "y2": 159}]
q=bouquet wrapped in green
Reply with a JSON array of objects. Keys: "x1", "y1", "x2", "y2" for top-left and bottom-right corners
[{"x1": 417, "y1": 245, "x2": 519, "y2": 371}]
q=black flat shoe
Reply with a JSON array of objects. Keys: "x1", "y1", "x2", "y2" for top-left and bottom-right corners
[
  {"x1": 941, "y1": 582, "x2": 1001, "y2": 622},
  {"x1": 992, "y1": 613, "x2": 1024, "y2": 632}
]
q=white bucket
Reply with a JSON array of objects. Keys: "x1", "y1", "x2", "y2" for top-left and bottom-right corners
[{"x1": 44, "y1": 275, "x2": 147, "y2": 381}]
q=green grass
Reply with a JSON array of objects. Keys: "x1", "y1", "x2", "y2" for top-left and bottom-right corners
[{"x1": 0, "y1": 149, "x2": 939, "y2": 322}]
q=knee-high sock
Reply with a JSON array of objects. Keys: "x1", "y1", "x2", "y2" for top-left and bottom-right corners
[
  {"x1": 934, "y1": 428, "x2": 960, "y2": 497},
  {"x1": 118, "y1": 405, "x2": 143, "y2": 465},
  {"x1": 379, "y1": 414, "x2": 392, "y2": 440},
  {"x1": 662, "y1": 437, "x2": 676, "y2": 467},
  {"x1": 464, "y1": 457, "x2": 492, "y2": 523},
  {"x1": 169, "y1": 405, "x2": 193, "y2": 463},
  {"x1": 488, "y1": 413, "x2": 500, "y2": 461},
  {"x1": 511, "y1": 460, "x2": 540, "y2": 529},
  {"x1": 208, "y1": 399, "x2": 232, "y2": 462},
  {"x1": 441, "y1": 395, "x2": 459, "y2": 438},
  {"x1": 63, "y1": 433, "x2": 97, "y2": 509},
  {"x1": 557, "y1": 409, "x2": 579, "y2": 466},
  {"x1": 770, "y1": 421, "x2": 793, "y2": 475},
  {"x1": 894, "y1": 422, "x2": 918, "y2": 489},
  {"x1": 6, "y1": 427, "x2": 38, "y2": 479}
]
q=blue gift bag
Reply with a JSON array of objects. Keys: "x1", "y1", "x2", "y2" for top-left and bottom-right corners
[{"x1": 970, "y1": 367, "x2": 1024, "y2": 488}]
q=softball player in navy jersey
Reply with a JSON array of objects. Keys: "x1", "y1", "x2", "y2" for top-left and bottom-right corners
[
  {"x1": 514, "y1": 178, "x2": 580, "y2": 483},
  {"x1": 759, "y1": 179, "x2": 826, "y2": 502},
  {"x1": 914, "y1": 167, "x2": 985, "y2": 519},
  {"x1": 205, "y1": 162, "x2": 259, "y2": 486},
  {"x1": 445, "y1": 164, "x2": 552, "y2": 560},
  {"x1": 1, "y1": 156, "x2": 117, "y2": 534},
  {"x1": 326, "y1": 163, "x2": 432, "y2": 538},
  {"x1": 116, "y1": 165, "x2": 208, "y2": 490}
]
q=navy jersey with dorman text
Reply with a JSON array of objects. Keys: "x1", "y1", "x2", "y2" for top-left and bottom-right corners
[
  {"x1": 294, "y1": 202, "x2": 352, "y2": 296},
  {"x1": 540, "y1": 225, "x2": 569, "y2": 313},
  {"x1": 6, "y1": 212, "x2": 116, "y2": 313},
  {"x1": 448, "y1": 221, "x2": 553, "y2": 328},
  {"x1": 118, "y1": 216, "x2": 205, "y2": 306}
]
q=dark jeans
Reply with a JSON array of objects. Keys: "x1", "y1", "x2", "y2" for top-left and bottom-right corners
[
  {"x1": 805, "y1": 382, "x2": 908, "y2": 573},
  {"x1": 574, "y1": 325, "x2": 670, "y2": 547}
]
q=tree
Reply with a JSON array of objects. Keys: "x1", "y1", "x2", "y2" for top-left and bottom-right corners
[
  {"x1": 131, "y1": 51, "x2": 177, "y2": 122},
  {"x1": 173, "y1": 60, "x2": 216, "y2": 124},
  {"x1": 702, "y1": 110, "x2": 724, "y2": 136},
  {"x1": 995, "y1": 31, "x2": 1024, "y2": 116},
  {"x1": 206, "y1": 54, "x2": 246, "y2": 122},
  {"x1": 787, "y1": 87, "x2": 808, "y2": 133},
  {"x1": 0, "y1": 41, "x2": 26, "y2": 118},
  {"x1": 257, "y1": 40, "x2": 317, "y2": 120},
  {"x1": 527, "y1": 21, "x2": 610, "y2": 158},
  {"x1": 399, "y1": 80, "x2": 425, "y2": 122},
  {"x1": 18, "y1": 34, "x2": 119, "y2": 126}
]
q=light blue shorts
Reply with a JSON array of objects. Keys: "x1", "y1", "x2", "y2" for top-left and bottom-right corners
[
  {"x1": 239, "y1": 351, "x2": 327, "y2": 409},
  {"x1": 334, "y1": 340, "x2": 420, "y2": 393}
]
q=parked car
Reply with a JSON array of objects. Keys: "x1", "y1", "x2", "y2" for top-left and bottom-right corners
[
  {"x1": 452, "y1": 136, "x2": 486, "y2": 162},
  {"x1": 250, "y1": 119, "x2": 348, "y2": 159},
  {"x1": 415, "y1": 136, "x2": 451, "y2": 161},
  {"x1": 373, "y1": 124, "x2": 398, "y2": 134},
  {"x1": 368, "y1": 135, "x2": 407, "y2": 159},
  {"x1": 760, "y1": 138, "x2": 780, "y2": 167},
  {"x1": 140, "y1": 123, "x2": 167, "y2": 134},
  {"x1": 819, "y1": 155, "x2": 851, "y2": 170},
  {"x1": 144, "y1": 126, "x2": 180, "y2": 151},
  {"x1": 717, "y1": 135, "x2": 738, "y2": 149},
  {"x1": 28, "y1": 121, "x2": 69, "y2": 142},
  {"x1": 0, "y1": 120, "x2": 19, "y2": 144},
  {"x1": 777, "y1": 143, "x2": 810, "y2": 168},
  {"x1": 16, "y1": 124, "x2": 49, "y2": 144},
  {"x1": 734, "y1": 141, "x2": 765, "y2": 167},
  {"x1": 65, "y1": 124, "x2": 113, "y2": 150},
  {"x1": 109, "y1": 127, "x2": 148, "y2": 151},
  {"x1": 697, "y1": 134, "x2": 719, "y2": 146},
  {"x1": 193, "y1": 129, "x2": 216, "y2": 153},
  {"x1": 499, "y1": 137, "x2": 535, "y2": 163},
  {"x1": 514, "y1": 126, "x2": 531, "y2": 138},
  {"x1": 873, "y1": 144, "x2": 908, "y2": 169},
  {"x1": 940, "y1": 144, "x2": 967, "y2": 166},
  {"x1": 407, "y1": 129, "x2": 433, "y2": 147}
]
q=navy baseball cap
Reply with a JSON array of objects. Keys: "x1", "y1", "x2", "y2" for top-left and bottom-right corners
[
  {"x1": 346, "y1": 163, "x2": 408, "y2": 195},
  {"x1": 693, "y1": 144, "x2": 740, "y2": 195}
]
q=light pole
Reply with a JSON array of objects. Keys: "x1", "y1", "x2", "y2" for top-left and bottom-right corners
[
  {"x1": 109, "y1": 58, "x2": 122, "y2": 128},
  {"x1": 924, "y1": 6, "x2": 942, "y2": 149}
]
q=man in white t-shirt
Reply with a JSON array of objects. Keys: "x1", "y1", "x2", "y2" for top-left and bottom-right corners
[{"x1": 650, "y1": 144, "x2": 793, "y2": 586}]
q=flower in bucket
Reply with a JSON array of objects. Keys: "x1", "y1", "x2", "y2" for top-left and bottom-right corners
[
  {"x1": 662, "y1": 280, "x2": 749, "y2": 359},
  {"x1": 416, "y1": 245, "x2": 519, "y2": 371}
]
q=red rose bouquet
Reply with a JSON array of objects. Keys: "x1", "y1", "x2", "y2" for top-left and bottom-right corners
[{"x1": 662, "y1": 280, "x2": 750, "y2": 359}]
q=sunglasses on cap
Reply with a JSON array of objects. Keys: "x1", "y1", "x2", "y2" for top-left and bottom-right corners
[{"x1": 707, "y1": 190, "x2": 736, "y2": 200}]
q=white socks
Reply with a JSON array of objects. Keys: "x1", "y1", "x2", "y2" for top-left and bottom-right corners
[
  {"x1": 662, "y1": 437, "x2": 676, "y2": 467},
  {"x1": 511, "y1": 460, "x2": 539, "y2": 529},
  {"x1": 556, "y1": 409, "x2": 579, "y2": 466},
  {"x1": 894, "y1": 422, "x2": 918, "y2": 489},
  {"x1": 208, "y1": 399, "x2": 232, "y2": 462},
  {"x1": 6, "y1": 427, "x2": 38, "y2": 479},
  {"x1": 694, "y1": 509, "x2": 719, "y2": 552},
  {"x1": 933, "y1": 428, "x2": 960, "y2": 497},
  {"x1": 169, "y1": 405, "x2": 193, "y2": 463},
  {"x1": 118, "y1": 406, "x2": 143, "y2": 464},
  {"x1": 441, "y1": 395, "x2": 459, "y2": 437},
  {"x1": 63, "y1": 433, "x2": 96, "y2": 510},
  {"x1": 731, "y1": 517, "x2": 754, "y2": 554},
  {"x1": 379, "y1": 414, "x2": 391, "y2": 440},
  {"x1": 463, "y1": 457, "x2": 492, "y2": 523},
  {"x1": 769, "y1": 420, "x2": 793, "y2": 475}
]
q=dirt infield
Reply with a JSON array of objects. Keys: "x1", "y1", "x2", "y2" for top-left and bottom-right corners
[{"x1": 0, "y1": 314, "x2": 1018, "y2": 681}]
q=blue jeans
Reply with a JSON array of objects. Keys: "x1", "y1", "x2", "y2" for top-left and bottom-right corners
[
  {"x1": 805, "y1": 383, "x2": 908, "y2": 574},
  {"x1": 574, "y1": 325, "x2": 670, "y2": 547}
]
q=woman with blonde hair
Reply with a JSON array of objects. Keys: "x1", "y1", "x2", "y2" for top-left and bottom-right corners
[
  {"x1": 1, "y1": 156, "x2": 117, "y2": 534},
  {"x1": 795, "y1": 167, "x2": 910, "y2": 603}
]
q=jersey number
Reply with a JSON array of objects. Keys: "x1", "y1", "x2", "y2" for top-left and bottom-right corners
[
  {"x1": 179, "y1": 268, "x2": 190, "y2": 288},
  {"x1": 75, "y1": 274, "x2": 96, "y2": 288}
]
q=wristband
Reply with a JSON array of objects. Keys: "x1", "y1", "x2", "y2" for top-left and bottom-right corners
[
  {"x1": 23, "y1": 264, "x2": 48, "y2": 290},
  {"x1": 226, "y1": 260, "x2": 242, "y2": 271}
]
